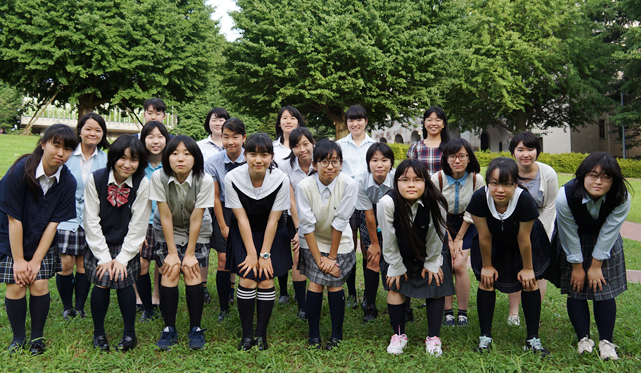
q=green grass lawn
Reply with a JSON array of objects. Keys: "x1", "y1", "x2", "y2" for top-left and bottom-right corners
[
  {"x1": 0, "y1": 254, "x2": 640, "y2": 371},
  {"x1": 0, "y1": 134, "x2": 40, "y2": 176}
]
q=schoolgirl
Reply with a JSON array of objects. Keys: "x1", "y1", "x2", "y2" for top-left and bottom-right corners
[
  {"x1": 83, "y1": 135, "x2": 151, "y2": 352},
  {"x1": 150, "y1": 135, "x2": 215, "y2": 351},
  {"x1": 354, "y1": 142, "x2": 396, "y2": 322},
  {"x1": 276, "y1": 127, "x2": 316, "y2": 320},
  {"x1": 204, "y1": 118, "x2": 246, "y2": 321},
  {"x1": 56, "y1": 113, "x2": 109, "y2": 320},
  {"x1": 406, "y1": 106, "x2": 452, "y2": 176},
  {"x1": 197, "y1": 107, "x2": 230, "y2": 161},
  {"x1": 0, "y1": 124, "x2": 78, "y2": 355},
  {"x1": 556, "y1": 152, "x2": 630, "y2": 360},
  {"x1": 431, "y1": 138, "x2": 485, "y2": 327},
  {"x1": 296, "y1": 140, "x2": 358, "y2": 350},
  {"x1": 378, "y1": 159, "x2": 453, "y2": 356},
  {"x1": 507, "y1": 131, "x2": 558, "y2": 325},
  {"x1": 466, "y1": 157, "x2": 550, "y2": 355},
  {"x1": 225, "y1": 133, "x2": 293, "y2": 351},
  {"x1": 135, "y1": 120, "x2": 171, "y2": 321}
]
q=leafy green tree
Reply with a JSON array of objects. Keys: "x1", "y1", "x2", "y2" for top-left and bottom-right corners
[
  {"x1": 0, "y1": 81, "x2": 23, "y2": 129},
  {"x1": 443, "y1": 0, "x2": 620, "y2": 133},
  {"x1": 0, "y1": 0, "x2": 223, "y2": 122},
  {"x1": 223, "y1": 0, "x2": 466, "y2": 138}
]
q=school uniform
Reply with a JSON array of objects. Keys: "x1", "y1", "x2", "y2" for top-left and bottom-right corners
[
  {"x1": 522, "y1": 162, "x2": 558, "y2": 238},
  {"x1": 355, "y1": 169, "x2": 395, "y2": 251},
  {"x1": 466, "y1": 187, "x2": 551, "y2": 293},
  {"x1": 296, "y1": 173, "x2": 358, "y2": 287},
  {"x1": 150, "y1": 170, "x2": 215, "y2": 267},
  {"x1": 273, "y1": 138, "x2": 291, "y2": 161},
  {"x1": 83, "y1": 168, "x2": 151, "y2": 289},
  {"x1": 0, "y1": 158, "x2": 76, "y2": 282},
  {"x1": 407, "y1": 141, "x2": 442, "y2": 176},
  {"x1": 431, "y1": 171, "x2": 485, "y2": 251},
  {"x1": 337, "y1": 133, "x2": 376, "y2": 230},
  {"x1": 275, "y1": 156, "x2": 314, "y2": 238},
  {"x1": 377, "y1": 192, "x2": 455, "y2": 298},
  {"x1": 556, "y1": 180, "x2": 630, "y2": 301},
  {"x1": 140, "y1": 162, "x2": 163, "y2": 261},
  {"x1": 197, "y1": 136, "x2": 224, "y2": 162},
  {"x1": 224, "y1": 164, "x2": 292, "y2": 281}
]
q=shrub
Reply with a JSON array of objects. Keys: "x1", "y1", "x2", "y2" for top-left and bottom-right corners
[{"x1": 387, "y1": 143, "x2": 411, "y2": 162}]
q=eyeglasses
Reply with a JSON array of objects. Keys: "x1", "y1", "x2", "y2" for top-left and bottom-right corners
[
  {"x1": 489, "y1": 181, "x2": 515, "y2": 188},
  {"x1": 398, "y1": 178, "x2": 425, "y2": 185},
  {"x1": 319, "y1": 159, "x2": 341, "y2": 167},
  {"x1": 587, "y1": 172, "x2": 613, "y2": 182},
  {"x1": 448, "y1": 154, "x2": 468, "y2": 161}
]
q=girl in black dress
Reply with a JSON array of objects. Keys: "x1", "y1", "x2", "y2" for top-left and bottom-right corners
[
  {"x1": 224, "y1": 133, "x2": 292, "y2": 351},
  {"x1": 467, "y1": 157, "x2": 550, "y2": 355},
  {"x1": 378, "y1": 159, "x2": 454, "y2": 356}
]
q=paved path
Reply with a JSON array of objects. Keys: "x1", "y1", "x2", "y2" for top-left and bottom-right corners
[{"x1": 620, "y1": 221, "x2": 641, "y2": 283}]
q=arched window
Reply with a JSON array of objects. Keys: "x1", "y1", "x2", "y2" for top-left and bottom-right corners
[
  {"x1": 481, "y1": 131, "x2": 489, "y2": 151},
  {"x1": 379, "y1": 137, "x2": 388, "y2": 143},
  {"x1": 394, "y1": 134, "x2": 404, "y2": 144}
]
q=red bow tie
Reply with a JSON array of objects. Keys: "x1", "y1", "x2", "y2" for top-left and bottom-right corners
[{"x1": 107, "y1": 183, "x2": 131, "y2": 207}]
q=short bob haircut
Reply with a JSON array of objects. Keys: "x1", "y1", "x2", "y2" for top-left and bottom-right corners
[
  {"x1": 285, "y1": 127, "x2": 315, "y2": 167},
  {"x1": 485, "y1": 157, "x2": 520, "y2": 186},
  {"x1": 365, "y1": 142, "x2": 395, "y2": 173},
  {"x1": 140, "y1": 120, "x2": 171, "y2": 151},
  {"x1": 222, "y1": 118, "x2": 246, "y2": 136},
  {"x1": 441, "y1": 138, "x2": 480, "y2": 177},
  {"x1": 310, "y1": 140, "x2": 343, "y2": 176},
  {"x1": 162, "y1": 135, "x2": 204, "y2": 178},
  {"x1": 572, "y1": 152, "x2": 630, "y2": 206},
  {"x1": 245, "y1": 133, "x2": 277, "y2": 172},
  {"x1": 422, "y1": 106, "x2": 451, "y2": 150},
  {"x1": 345, "y1": 105, "x2": 368, "y2": 121},
  {"x1": 107, "y1": 135, "x2": 148, "y2": 178},
  {"x1": 203, "y1": 107, "x2": 231, "y2": 135},
  {"x1": 143, "y1": 98, "x2": 166, "y2": 113},
  {"x1": 77, "y1": 113, "x2": 110, "y2": 150},
  {"x1": 509, "y1": 131, "x2": 542, "y2": 159},
  {"x1": 275, "y1": 106, "x2": 306, "y2": 143}
]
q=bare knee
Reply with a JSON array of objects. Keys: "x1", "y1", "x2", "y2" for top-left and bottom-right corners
[
  {"x1": 59, "y1": 254, "x2": 75, "y2": 274},
  {"x1": 29, "y1": 280, "x2": 49, "y2": 296}
]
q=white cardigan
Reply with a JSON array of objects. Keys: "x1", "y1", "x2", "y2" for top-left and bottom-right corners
[{"x1": 534, "y1": 161, "x2": 558, "y2": 239}]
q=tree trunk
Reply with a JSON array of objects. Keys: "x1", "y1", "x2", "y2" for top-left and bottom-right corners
[
  {"x1": 513, "y1": 109, "x2": 528, "y2": 133},
  {"x1": 326, "y1": 106, "x2": 348, "y2": 140},
  {"x1": 77, "y1": 94, "x2": 96, "y2": 122}
]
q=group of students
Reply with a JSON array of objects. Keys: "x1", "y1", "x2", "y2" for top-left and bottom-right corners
[{"x1": 0, "y1": 100, "x2": 631, "y2": 361}]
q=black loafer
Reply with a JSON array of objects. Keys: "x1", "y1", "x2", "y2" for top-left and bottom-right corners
[
  {"x1": 117, "y1": 336, "x2": 137, "y2": 352},
  {"x1": 308, "y1": 338, "x2": 322, "y2": 349},
  {"x1": 255, "y1": 336, "x2": 268, "y2": 351},
  {"x1": 297, "y1": 309, "x2": 307, "y2": 321},
  {"x1": 325, "y1": 338, "x2": 341, "y2": 351},
  {"x1": 8, "y1": 340, "x2": 25, "y2": 355},
  {"x1": 62, "y1": 309, "x2": 76, "y2": 321},
  {"x1": 218, "y1": 309, "x2": 230, "y2": 322},
  {"x1": 76, "y1": 310, "x2": 86, "y2": 319},
  {"x1": 93, "y1": 335, "x2": 110, "y2": 352},
  {"x1": 29, "y1": 339, "x2": 46, "y2": 356},
  {"x1": 238, "y1": 337, "x2": 254, "y2": 351}
]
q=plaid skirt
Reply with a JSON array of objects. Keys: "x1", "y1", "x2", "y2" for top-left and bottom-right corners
[
  {"x1": 560, "y1": 233, "x2": 627, "y2": 301},
  {"x1": 57, "y1": 227, "x2": 87, "y2": 256},
  {"x1": 211, "y1": 206, "x2": 233, "y2": 253},
  {"x1": 0, "y1": 247, "x2": 61, "y2": 283},
  {"x1": 381, "y1": 243, "x2": 455, "y2": 299},
  {"x1": 298, "y1": 248, "x2": 356, "y2": 288},
  {"x1": 140, "y1": 224, "x2": 156, "y2": 261},
  {"x1": 349, "y1": 209, "x2": 361, "y2": 230},
  {"x1": 84, "y1": 245, "x2": 140, "y2": 289},
  {"x1": 226, "y1": 225, "x2": 293, "y2": 281},
  {"x1": 359, "y1": 210, "x2": 382, "y2": 254},
  {"x1": 155, "y1": 242, "x2": 210, "y2": 268}
]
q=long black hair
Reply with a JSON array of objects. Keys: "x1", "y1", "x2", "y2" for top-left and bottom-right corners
[
  {"x1": 77, "y1": 113, "x2": 110, "y2": 150},
  {"x1": 573, "y1": 152, "x2": 630, "y2": 206},
  {"x1": 441, "y1": 138, "x2": 480, "y2": 176},
  {"x1": 275, "y1": 106, "x2": 306, "y2": 143},
  {"x1": 162, "y1": 135, "x2": 204, "y2": 178},
  {"x1": 422, "y1": 107, "x2": 451, "y2": 151},
  {"x1": 203, "y1": 107, "x2": 231, "y2": 135},
  {"x1": 107, "y1": 135, "x2": 148, "y2": 178},
  {"x1": 245, "y1": 133, "x2": 277, "y2": 172},
  {"x1": 285, "y1": 127, "x2": 315, "y2": 167},
  {"x1": 392, "y1": 159, "x2": 447, "y2": 261},
  {"x1": 10, "y1": 124, "x2": 79, "y2": 199}
]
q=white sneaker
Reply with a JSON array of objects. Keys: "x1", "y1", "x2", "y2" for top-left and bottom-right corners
[
  {"x1": 387, "y1": 334, "x2": 408, "y2": 355},
  {"x1": 599, "y1": 339, "x2": 619, "y2": 360},
  {"x1": 507, "y1": 314, "x2": 520, "y2": 326},
  {"x1": 577, "y1": 337, "x2": 595, "y2": 355},
  {"x1": 425, "y1": 336, "x2": 442, "y2": 357}
]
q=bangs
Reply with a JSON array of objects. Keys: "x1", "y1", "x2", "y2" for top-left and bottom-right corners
[
  {"x1": 486, "y1": 157, "x2": 518, "y2": 184},
  {"x1": 42, "y1": 124, "x2": 79, "y2": 150},
  {"x1": 395, "y1": 159, "x2": 429, "y2": 182},
  {"x1": 313, "y1": 140, "x2": 342, "y2": 162},
  {"x1": 245, "y1": 133, "x2": 274, "y2": 154}
]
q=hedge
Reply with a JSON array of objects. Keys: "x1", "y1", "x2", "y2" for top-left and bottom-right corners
[{"x1": 385, "y1": 143, "x2": 641, "y2": 178}]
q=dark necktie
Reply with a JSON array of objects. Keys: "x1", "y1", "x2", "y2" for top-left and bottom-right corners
[{"x1": 225, "y1": 162, "x2": 241, "y2": 172}]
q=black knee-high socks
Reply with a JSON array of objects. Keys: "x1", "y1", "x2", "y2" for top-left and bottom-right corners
[
  {"x1": 29, "y1": 293, "x2": 50, "y2": 341},
  {"x1": 293, "y1": 280, "x2": 307, "y2": 312},
  {"x1": 91, "y1": 286, "x2": 110, "y2": 337},
  {"x1": 185, "y1": 284, "x2": 204, "y2": 329},
  {"x1": 477, "y1": 288, "x2": 496, "y2": 337},
  {"x1": 346, "y1": 268, "x2": 356, "y2": 297},
  {"x1": 521, "y1": 289, "x2": 541, "y2": 339},
  {"x1": 363, "y1": 268, "x2": 379, "y2": 308},
  {"x1": 56, "y1": 273, "x2": 74, "y2": 311},
  {"x1": 425, "y1": 297, "x2": 445, "y2": 338},
  {"x1": 387, "y1": 303, "x2": 405, "y2": 335},
  {"x1": 567, "y1": 297, "x2": 590, "y2": 339},
  {"x1": 5, "y1": 297, "x2": 27, "y2": 343},
  {"x1": 328, "y1": 290, "x2": 345, "y2": 340},
  {"x1": 594, "y1": 298, "x2": 616, "y2": 342},
  {"x1": 160, "y1": 285, "x2": 179, "y2": 329},
  {"x1": 216, "y1": 271, "x2": 231, "y2": 312},
  {"x1": 136, "y1": 272, "x2": 153, "y2": 310},
  {"x1": 116, "y1": 286, "x2": 137, "y2": 339},
  {"x1": 306, "y1": 290, "x2": 323, "y2": 340},
  {"x1": 237, "y1": 285, "x2": 256, "y2": 339},
  {"x1": 74, "y1": 272, "x2": 90, "y2": 312},
  {"x1": 278, "y1": 274, "x2": 289, "y2": 297},
  {"x1": 256, "y1": 287, "x2": 276, "y2": 339}
]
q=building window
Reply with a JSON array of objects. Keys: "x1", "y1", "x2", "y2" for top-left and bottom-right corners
[
  {"x1": 538, "y1": 137, "x2": 543, "y2": 152},
  {"x1": 498, "y1": 142, "x2": 502, "y2": 152},
  {"x1": 481, "y1": 131, "x2": 489, "y2": 151},
  {"x1": 599, "y1": 119, "x2": 605, "y2": 138}
]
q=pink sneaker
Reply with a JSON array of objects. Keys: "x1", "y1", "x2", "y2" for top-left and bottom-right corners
[
  {"x1": 387, "y1": 334, "x2": 408, "y2": 355},
  {"x1": 425, "y1": 336, "x2": 442, "y2": 357}
]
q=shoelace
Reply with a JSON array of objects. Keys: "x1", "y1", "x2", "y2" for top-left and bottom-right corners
[
  {"x1": 479, "y1": 336, "x2": 492, "y2": 348},
  {"x1": 458, "y1": 316, "x2": 467, "y2": 322},
  {"x1": 426, "y1": 337, "x2": 441, "y2": 347},
  {"x1": 527, "y1": 337, "x2": 543, "y2": 350},
  {"x1": 390, "y1": 335, "x2": 401, "y2": 346},
  {"x1": 445, "y1": 315, "x2": 455, "y2": 322}
]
